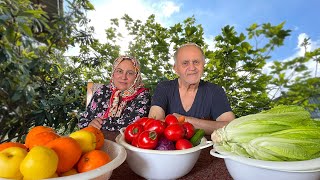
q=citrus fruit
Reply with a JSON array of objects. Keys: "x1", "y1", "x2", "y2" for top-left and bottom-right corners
[
  {"x1": 0, "y1": 142, "x2": 27, "y2": 152},
  {"x1": 26, "y1": 131, "x2": 60, "y2": 149},
  {"x1": 69, "y1": 130, "x2": 96, "y2": 153},
  {"x1": 25, "y1": 126, "x2": 55, "y2": 148},
  {"x1": 45, "y1": 137, "x2": 82, "y2": 173},
  {"x1": 77, "y1": 150, "x2": 111, "y2": 173},
  {"x1": 82, "y1": 126, "x2": 105, "y2": 149}
]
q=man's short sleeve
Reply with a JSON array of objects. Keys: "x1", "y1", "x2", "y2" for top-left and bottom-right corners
[{"x1": 211, "y1": 86, "x2": 232, "y2": 119}]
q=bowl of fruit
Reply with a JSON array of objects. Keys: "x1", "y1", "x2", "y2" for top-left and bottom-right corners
[
  {"x1": 0, "y1": 126, "x2": 127, "y2": 180},
  {"x1": 115, "y1": 115, "x2": 213, "y2": 180},
  {"x1": 48, "y1": 139, "x2": 127, "y2": 180}
]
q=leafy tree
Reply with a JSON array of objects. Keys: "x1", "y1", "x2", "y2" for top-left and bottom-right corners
[
  {"x1": 105, "y1": 16, "x2": 293, "y2": 116},
  {"x1": 120, "y1": 14, "x2": 172, "y2": 91},
  {"x1": 105, "y1": 15, "x2": 319, "y2": 117},
  {"x1": 0, "y1": 0, "x2": 97, "y2": 142},
  {"x1": 205, "y1": 23, "x2": 291, "y2": 116},
  {"x1": 106, "y1": 15, "x2": 208, "y2": 92},
  {"x1": 269, "y1": 39, "x2": 320, "y2": 111}
]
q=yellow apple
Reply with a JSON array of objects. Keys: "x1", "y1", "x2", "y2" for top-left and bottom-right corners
[
  {"x1": 50, "y1": 172, "x2": 59, "y2": 178},
  {"x1": 0, "y1": 147, "x2": 27, "y2": 179},
  {"x1": 60, "y1": 168, "x2": 78, "y2": 176},
  {"x1": 69, "y1": 130, "x2": 96, "y2": 153},
  {"x1": 20, "y1": 146, "x2": 58, "y2": 180}
]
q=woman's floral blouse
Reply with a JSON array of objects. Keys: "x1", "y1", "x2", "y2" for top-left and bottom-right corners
[{"x1": 79, "y1": 84, "x2": 151, "y2": 131}]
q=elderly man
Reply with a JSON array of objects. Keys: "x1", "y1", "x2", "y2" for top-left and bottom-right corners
[{"x1": 148, "y1": 43, "x2": 235, "y2": 135}]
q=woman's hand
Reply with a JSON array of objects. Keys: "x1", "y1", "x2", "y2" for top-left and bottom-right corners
[{"x1": 88, "y1": 117, "x2": 103, "y2": 129}]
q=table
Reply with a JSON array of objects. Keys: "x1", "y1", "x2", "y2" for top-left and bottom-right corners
[{"x1": 103, "y1": 131, "x2": 233, "y2": 180}]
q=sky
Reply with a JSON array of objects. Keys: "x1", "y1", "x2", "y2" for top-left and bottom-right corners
[{"x1": 67, "y1": 0, "x2": 320, "y2": 76}]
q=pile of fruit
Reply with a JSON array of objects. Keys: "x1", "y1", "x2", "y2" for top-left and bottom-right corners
[
  {"x1": 124, "y1": 114, "x2": 205, "y2": 150},
  {"x1": 0, "y1": 126, "x2": 111, "y2": 179}
]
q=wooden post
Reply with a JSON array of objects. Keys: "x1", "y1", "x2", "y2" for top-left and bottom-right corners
[{"x1": 86, "y1": 81, "x2": 93, "y2": 106}]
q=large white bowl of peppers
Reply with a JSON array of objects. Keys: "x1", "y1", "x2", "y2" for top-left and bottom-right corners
[{"x1": 116, "y1": 116, "x2": 213, "y2": 180}]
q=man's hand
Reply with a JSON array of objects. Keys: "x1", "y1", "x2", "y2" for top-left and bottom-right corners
[
  {"x1": 148, "y1": 106, "x2": 165, "y2": 120},
  {"x1": 172, "y1": 112, "x2": 235, "y2": 135}
]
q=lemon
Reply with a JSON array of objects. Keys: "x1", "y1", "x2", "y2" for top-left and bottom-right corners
[{"x1": 69, "y1": 130, "x2": 96, "y2": 153}]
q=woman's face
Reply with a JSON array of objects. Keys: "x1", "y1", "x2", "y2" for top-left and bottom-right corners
[{"x1": 112, "y1": 59, "x2": 137, "y2": 91}]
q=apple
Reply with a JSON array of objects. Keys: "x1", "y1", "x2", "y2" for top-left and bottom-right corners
[
  {"x1": 50, "y1": 172, "x2": 59, "y2": 178},
  {"x1": 20, "y1": 146, "x2": 58, "y2": 179},
  {"x1": 69, "y1": 130, "x2": 96, "y2": 153},
  {"x1": 60, "y1": 168, "x2": 78, "y2": 176},
  {"x1": 0, "y1": 147, "x2": 27, "y2": 179}
]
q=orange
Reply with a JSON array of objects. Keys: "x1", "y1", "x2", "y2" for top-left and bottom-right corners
[
  {"x1": 77, "y1": 150, "x2": 111, "y2": 173},
  {"x1": 82, "y1": 126, "x2": 105, "y2": 149},
  {"x1": 45, "y1": 137, "x2": 82, "y2": 173},
  {"x1": 25, "y1": 126, "x2": 55, "y2": 148},
  {"x1": 178, "y1": 116, "x2": 185, "y2": 123},
  {"x1": 0, "y1": 142, "x2": 28, "y2": 152},
  {"x1": 26, "y1": 131, "x2": 60, "y2": 149}
]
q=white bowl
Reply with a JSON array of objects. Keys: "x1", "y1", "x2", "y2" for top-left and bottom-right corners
[
  {"x1": 210, "y1": 147, "x2": 320, "y2": 180},
  {"x1": 49, "y1": 139, "x2": 127, "y2": 180},
  {"x1": 116, "y1": 132, "x2": 213, "y2": 180},
  {"x1": 0, "y1": 139, "x2": 126, "y2": 180}
]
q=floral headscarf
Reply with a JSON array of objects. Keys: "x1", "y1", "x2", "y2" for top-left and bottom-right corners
[{"x1": 104, "y1": 56, "x2": 146, "y2": 118}]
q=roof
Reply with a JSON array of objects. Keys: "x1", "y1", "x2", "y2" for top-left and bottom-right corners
[
  {"x1": 309, "y1": 96, "x2": 320, "y2": 119},
  {"x1": 31, "y1": 0, "x2": 64, "y2": 17}
]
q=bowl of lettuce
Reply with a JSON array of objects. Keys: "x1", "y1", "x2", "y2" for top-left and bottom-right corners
[
  {"x1": 210, "y1": 105, "x2": 320, "y2": 180},
  {"x1": 211, "y1": 149, "x2": 320, "y2": 180}
]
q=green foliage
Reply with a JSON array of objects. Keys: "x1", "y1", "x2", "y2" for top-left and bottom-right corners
[
  {"x1": 115, "y1": 16, "x2": 318, "y2": 118},
  {"x1": 122, "y1": 14, "x2": 172, "y2": 91},
  {"x1": 269, "y1": 42, "x2": 320, "y2": 112},
  {"x1": 105, "y1": 15, "x2": 207, "y2": 93},
  {"x1": 0, "y1": 0, "x2": 96, "y2": 142},
  {"x1": 204, "y1": 23, "x2": 291, "y2": 116}
]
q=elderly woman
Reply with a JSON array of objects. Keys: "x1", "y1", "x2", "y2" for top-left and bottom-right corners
[{"x1": 79, "y1": 56, "x2": 151, "y2": 136}]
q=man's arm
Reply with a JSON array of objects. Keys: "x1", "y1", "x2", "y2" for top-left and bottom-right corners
[
  {"x1": 148, "y1": 105, "x2": 166, "y2": 120},
  {"x1": 173, "y1": 111, "x2": 235, "y2": 135}
]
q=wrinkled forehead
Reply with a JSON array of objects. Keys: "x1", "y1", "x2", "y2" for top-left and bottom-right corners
[
  {"x1": 176, "y1": 46, "x2": 204, "y2": 60},
  {"x1": 174, "y1": 43, "x2": 205, "y2": 62}
]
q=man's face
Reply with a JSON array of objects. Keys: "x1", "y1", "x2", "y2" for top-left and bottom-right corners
[{"x1": 174, "y1": 46, "x2": 205, "y2": 85}]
